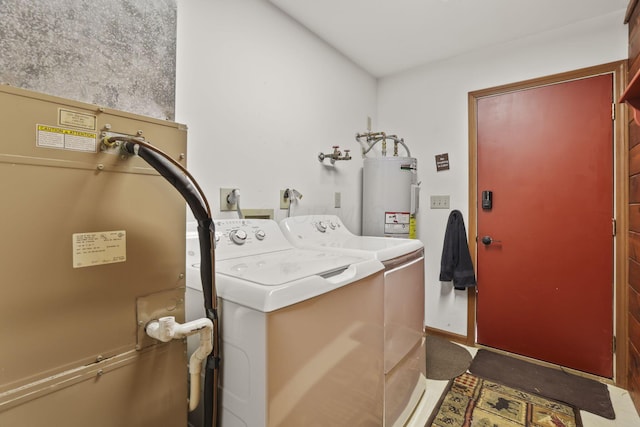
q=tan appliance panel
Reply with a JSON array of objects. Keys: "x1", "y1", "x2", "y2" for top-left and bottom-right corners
[
  {"x1": 383, "y1": 251, "x2": 426, "y2": 426},
  {"x1": 266, "y1": 272, "x2": 385, "y2": 426},
  {"x1": 384, "y1": 339, "x2": 426, "y2": 426},
  {"x1": 0, "y1": 344, "x2": 186, "y2": 427},
  {"x1": 0, "y1": 86, "x2": 189, "y2": 425},
  {"x1": 383, "y1": 252, "x2": 425, "y2": 373}
]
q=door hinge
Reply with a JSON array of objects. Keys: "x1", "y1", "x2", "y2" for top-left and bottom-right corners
[
  {"x1": 612, "y1": 218, "x2": 617, "y2": 236},
  {"x1": 612, "y1": 103, "x2": 616, "y2": 121}
]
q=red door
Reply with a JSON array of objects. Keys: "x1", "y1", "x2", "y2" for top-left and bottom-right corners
[{"x1": 476, "y1": 74, "x2": 614, "y2": 378}]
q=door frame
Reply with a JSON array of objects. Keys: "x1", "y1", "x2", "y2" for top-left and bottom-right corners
[{"x1": 467, "y1": 61, "x2": 628, "y2": 386}]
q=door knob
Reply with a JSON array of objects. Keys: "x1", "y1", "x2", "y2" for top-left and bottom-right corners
[{"x1": 481, "y1": 236, "x2": 501, "y2": 245}]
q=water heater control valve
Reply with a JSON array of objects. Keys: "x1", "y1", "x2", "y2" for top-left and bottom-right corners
[{"x1": 230, "y1": 229, "x2": 248, "y2": 245}]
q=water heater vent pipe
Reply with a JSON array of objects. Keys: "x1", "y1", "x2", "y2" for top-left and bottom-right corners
[{"x1": 146, "y1": 316, "x2": 213, "y2": 412}]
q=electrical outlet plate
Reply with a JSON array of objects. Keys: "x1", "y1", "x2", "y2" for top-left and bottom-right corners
[
  {"x1": 430, "y1": 195, "x2": 450, "y2": 209},
  {"x1": 334, "y1": 192, "x2": 341, "y2": 208},
  {"x1": 280, "y1": 190, "x2": 290, "y2": 209},
  {"x1": 220, "y1": 188, "x2": 237, "y2": 211}
]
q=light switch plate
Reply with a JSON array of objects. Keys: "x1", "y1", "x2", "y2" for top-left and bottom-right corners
[{"x1": 430, "y1": 195, "x2": 450, "y2": 209}]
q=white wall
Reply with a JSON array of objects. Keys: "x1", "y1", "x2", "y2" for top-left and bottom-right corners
[
  {"x1": 377, "y1": 10, "x2": 628, "y2": 336},
  {"x1": 175, "y1": 0, "x2": 376, "y2": 233},
  {"x1": 177, "y1": 2, "x2": 628, "y2": 337}
]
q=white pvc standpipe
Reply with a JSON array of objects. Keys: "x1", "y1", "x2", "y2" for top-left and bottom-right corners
[{"x1": 146, "y1": 316, "x2": 214, "y2": 412}]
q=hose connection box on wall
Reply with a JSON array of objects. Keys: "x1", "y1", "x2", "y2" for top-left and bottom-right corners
[
  {"x1": 280, "y1": 190, "x2": 290, "y2": 209},
  {"x1": 220, "y1": 188, "x2": 244, "y2": 219},
  {"x1": 220, "y1": 188, "x2": 239, "y2": 211},
  {"x1": 280, "y1": 188, "x2": 303, "y2": 209}
]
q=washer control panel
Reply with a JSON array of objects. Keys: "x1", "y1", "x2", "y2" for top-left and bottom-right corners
[{"x1": 214, "y1": 219, "x2": 292, "y2": 260}]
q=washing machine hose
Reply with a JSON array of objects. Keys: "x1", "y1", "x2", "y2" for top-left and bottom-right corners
[{"x1": 117, "y1": 138, "x2": 219, "y2": 427}]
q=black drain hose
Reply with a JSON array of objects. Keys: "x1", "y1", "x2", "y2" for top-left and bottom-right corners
[{"x1": 114, "y1": 137, "x2": 219, "y2": 427}]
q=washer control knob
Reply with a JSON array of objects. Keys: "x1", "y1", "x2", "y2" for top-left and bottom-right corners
[
  {"x1": 230, "y1": 229, "x2": 247, "y2": 245},
  {"x1": 255, "y1": 229, "x2": 266, "y2": 240},
  {"x1": 328, "y1": 221, "x2": 336, "y2": 230},
  {"x1": 315, "y1": 221, "x2": 327, "y2": 232}
]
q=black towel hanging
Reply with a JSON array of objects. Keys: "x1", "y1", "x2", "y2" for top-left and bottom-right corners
[{"x1": 439, "y1": 210, "x2": 477, "y2": 290}]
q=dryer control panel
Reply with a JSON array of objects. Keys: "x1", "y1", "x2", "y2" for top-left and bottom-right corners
[
  {"x1": 313, "y1": 218, "x2": 342, "y2": 233},
  {"x1": 280, "y1": 215, "x2": 424, "y2": 261},
  {"x1": 281, "y1": 215, "x2": 353, "y2": 241}
]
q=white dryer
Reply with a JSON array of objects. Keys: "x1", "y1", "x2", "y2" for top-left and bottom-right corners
[
  {"x1": 280, "y1": 214, "x2": 426, "y2": 427},
  {"x1": 185, "y1": 219, "x2": 385, "y2": 427}
]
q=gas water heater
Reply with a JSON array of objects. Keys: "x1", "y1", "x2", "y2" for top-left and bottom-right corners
[{"x1": 358, "y1": 132, "x2": 419, "y2": 238}]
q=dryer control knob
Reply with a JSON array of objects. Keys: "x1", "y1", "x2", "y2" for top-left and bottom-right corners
[
  {"x1": 230, "y1": 229, "x2": 248, "y2": 245},
  {"x1": 328, "y1": 221, "x2": 336, "y2": 230},
  {"x1": 255, "y1": 230, "x2": 266, "y2": 240},
  {"x1": 315, "y1": 221, "x2": 327, "y2": 232}
]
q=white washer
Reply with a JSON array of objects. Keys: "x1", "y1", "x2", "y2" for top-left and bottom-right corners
[
  {"x1": 280, "y1": 215, "x2": 426, "y2": 427},
  {"x1": 185, "y1": 219, "x2": 385, "y2": 427}
]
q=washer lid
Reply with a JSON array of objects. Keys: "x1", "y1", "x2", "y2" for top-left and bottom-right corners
[
  {"x1": 215, "y1": 250, "x2": 384, "y2": 312},
  {"x1": 215, "y1": 248, "x2": 365, "y2": 286}
]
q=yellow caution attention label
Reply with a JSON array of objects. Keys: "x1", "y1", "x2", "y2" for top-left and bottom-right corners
[{"x1": 36, "y1": 124, "x2": 97, "y2": 152}]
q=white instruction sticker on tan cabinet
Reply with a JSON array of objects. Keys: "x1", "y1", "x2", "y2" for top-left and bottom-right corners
[{"x1": 73, "y1": 230, "x2": 127, "y2": 268}]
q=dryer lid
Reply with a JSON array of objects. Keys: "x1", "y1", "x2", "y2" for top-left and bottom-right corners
[{"x1": 280, "y1": 215, "x2": 423, "y2": 261}]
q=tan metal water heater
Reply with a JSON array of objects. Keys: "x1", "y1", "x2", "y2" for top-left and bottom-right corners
[{"x1": 0, "y1": 85, "x2": 189, "y2": 426}]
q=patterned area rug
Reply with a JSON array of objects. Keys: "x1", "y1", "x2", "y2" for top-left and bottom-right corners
[{"x1": 427, "y1": 372, "x2": 582, "y2": 427}]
